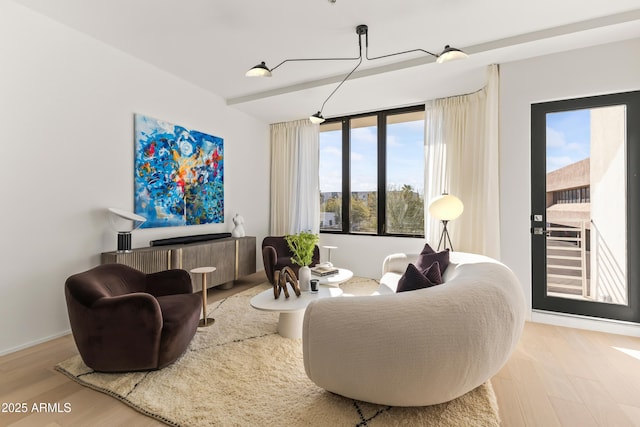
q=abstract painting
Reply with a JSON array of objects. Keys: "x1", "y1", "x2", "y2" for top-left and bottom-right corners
[{"x1": 134, "y1": 114, "x2": 224, "y2": 228}]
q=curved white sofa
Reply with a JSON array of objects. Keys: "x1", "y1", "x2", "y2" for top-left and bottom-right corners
[{"x1": 302, "y1": 251, "x2": 526, "y2": 407}]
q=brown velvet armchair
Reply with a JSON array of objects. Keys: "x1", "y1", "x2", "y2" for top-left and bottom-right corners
[
  {"x1": 64, "y1": 264, "x2": 201, "y2": 372},
  {"x1": 262, "y1": 236, "x2": 320, "y2": 284}
]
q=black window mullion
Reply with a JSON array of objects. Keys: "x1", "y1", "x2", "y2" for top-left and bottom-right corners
[
  {"x1": 377, "y1": 112, "x2": 386, "y2": 235},
  {"x1": 341, "y1": 118, "x2": 350, "y2": 233}
]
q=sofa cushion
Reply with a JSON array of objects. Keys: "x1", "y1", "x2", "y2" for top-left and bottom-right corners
[
  {"x1": 416, "y1": 247, "x2": 450, "y2": 275},
  {"x1": 396, "y1": 263, "x2": 437, "y2": 293},
  {"x1": 421, "y1": 261, "x2": 443, "y2": 285}
]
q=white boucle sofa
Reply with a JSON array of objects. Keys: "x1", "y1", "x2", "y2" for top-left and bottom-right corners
[{"x1": 302, "y1": 251, "x2": 526, "y2": 407}]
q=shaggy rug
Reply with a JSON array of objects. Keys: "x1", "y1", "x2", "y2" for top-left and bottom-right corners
[{"x1": 56, "y1": 277, "x2": 500, "y2": 427}]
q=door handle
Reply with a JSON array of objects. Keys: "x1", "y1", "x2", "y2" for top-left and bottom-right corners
[{"x1": 531, "y1": 227, "x2": 549, "y2": 236}]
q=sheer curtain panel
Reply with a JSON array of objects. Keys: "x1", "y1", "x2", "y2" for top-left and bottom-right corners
[
  {"x1": 424, "y1": 65, "x2": 500, "y2": 258},
  {"x1": 269, "y1": 119, "x2": 320, "y2": 235}
]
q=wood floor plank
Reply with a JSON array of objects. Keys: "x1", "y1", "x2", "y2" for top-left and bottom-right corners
[
  {"x1": 618, "y1": 404, "x2": 640, "y2": 427},
  {"x1": 549, "y1": 396, "x2": 599, "y2": 427},
  {"x1": 568, "y1": 375, "x2": 635, "y2": 426},
  {"x1": 491, "y1": 376, "x2": 526, "y2": 427}
]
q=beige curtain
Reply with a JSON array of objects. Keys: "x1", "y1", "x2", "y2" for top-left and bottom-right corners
[
  {"x1": 269, "y1": 119, "x2": 320, "y2": 235},
  {"x1": 424, "y1": 64, "x2": 500, "y2": 258}
]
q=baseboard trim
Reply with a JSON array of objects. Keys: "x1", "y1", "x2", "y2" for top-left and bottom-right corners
[
  {"x1": 532, "y1": 310, "x2": 640, "y2": 337},
  {"x1": 0, "y1": 329, "x2": 71, "y2": 357}
]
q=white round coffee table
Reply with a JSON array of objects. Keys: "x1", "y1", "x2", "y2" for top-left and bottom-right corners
[
  {"x1": 316, "y1": 268, "x2": 353, "y2": 287},
  {"x1": 250, "y1": 286, "x2": 343, "y2": 338}
]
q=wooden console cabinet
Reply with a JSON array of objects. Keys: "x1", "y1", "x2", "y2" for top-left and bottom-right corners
[{"x1": 101, "y1": 236, "x2": 256, "y2": 292}]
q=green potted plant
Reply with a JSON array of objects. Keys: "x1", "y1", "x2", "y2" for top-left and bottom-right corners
[{"x1": 285, "y1": 231, "x2": 319, "y2": 291}]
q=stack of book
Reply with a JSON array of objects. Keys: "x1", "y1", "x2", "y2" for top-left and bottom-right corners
[{"x1": 311, "y1": 265, "x2": 339, "y2": 277}]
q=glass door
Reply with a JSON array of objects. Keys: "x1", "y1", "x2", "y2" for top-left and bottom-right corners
[{"x1": 531, "y1": 91, "x2": 640, "y2": 323}]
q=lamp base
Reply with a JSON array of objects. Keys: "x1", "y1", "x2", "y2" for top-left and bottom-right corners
[
  {"x1": 199, "y1": 318, "x2": 215, "y2": 327},
  {"x1": 117, "y1": 232, "x2": 132, "y2": 252},
  {"x1": 437, "y1": 220, "x2": 455, "y2": 251}
]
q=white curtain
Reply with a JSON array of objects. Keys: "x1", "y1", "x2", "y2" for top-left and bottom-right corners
[
  {"x1": 424, "y1": 64, "x2": 501, "y2": 258},
  {"x1": 269, "y1": 119, "x2": 320, "y2": 235}
]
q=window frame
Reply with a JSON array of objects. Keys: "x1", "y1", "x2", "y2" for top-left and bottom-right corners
[{"x1": 319, "y1": 104, "x2": 425, "y2": 238}]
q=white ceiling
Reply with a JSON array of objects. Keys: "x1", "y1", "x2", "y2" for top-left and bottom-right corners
[{"x1": 16, "y1": 0, "x2": 640, "y2": 123}]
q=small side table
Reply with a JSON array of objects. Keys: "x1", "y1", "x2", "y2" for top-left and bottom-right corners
[{"x1": 191, "y1": 266, "x2": 217, "y2": 327}]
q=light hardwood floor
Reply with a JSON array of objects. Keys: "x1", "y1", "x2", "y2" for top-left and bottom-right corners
[{"x1": 2, "y1": 273, "x2": 640, "y2": 426}]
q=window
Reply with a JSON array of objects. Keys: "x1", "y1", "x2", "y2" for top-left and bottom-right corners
[
  {"x1": 318, "y1": 121, "x2": 342, "y2": 231},
  {"x1": 319, "y1": 105, "x2": 425, "y2": 236},
  {"x1": 552, "y1": 185, "x2": 590, "y2": 204}
]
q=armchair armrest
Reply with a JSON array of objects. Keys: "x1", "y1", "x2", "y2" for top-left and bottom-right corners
[
  {"x1": 145, "y1": 269, "x2": 193, "y2": 297},
  {"x1": 92, "y1": 292, "x2": 163, "y2": 327},
  {"x1": 381, "y1": 253, "x2": 419, "y2": 275},
  {"x1": 262, "y1": 245, "x2": 277, "y2": 284},
  {"x1": 76, "y1": 293, "x2": 163, "y2": 371}
]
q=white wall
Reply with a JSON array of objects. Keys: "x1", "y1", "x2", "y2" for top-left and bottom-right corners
[
  {"x1": 318, "y1": 234, "x2": 426, "y2": 279},
  {"x1": 0, "y1": 2, "x2": 270, "y2": 355},
  {"x1": 500, "y1": 37, "x2": 640, "y2": 335}
]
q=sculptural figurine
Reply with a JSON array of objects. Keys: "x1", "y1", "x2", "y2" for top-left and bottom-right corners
[
  {"x1": 231, "y1": 213, "x2": 245, "y2": 237},
  {"x1": 273, "y1": 266, "x2": 301, "y2": 299}
]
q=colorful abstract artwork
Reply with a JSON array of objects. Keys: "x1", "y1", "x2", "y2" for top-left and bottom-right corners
[{"x1": 134, "y1": 114, "x2": 224, "y2": 228}]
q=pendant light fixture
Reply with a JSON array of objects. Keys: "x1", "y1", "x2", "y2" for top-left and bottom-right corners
[{"x1": 245, "y1": 24, "x2": 468, "y2": 123}]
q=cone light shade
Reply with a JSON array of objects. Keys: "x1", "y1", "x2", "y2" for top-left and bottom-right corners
[
  {"x1": 245, "y1": 62, "x2": 272, "y2": 77},
  {"x1": 309, "y1": 112, "x2": 326, "y2": 124},
  {"x1": 436, "y1": 46, "x2": 468, "y2": 63}
]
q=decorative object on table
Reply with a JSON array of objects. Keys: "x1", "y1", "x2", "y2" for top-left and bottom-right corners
[
  {"x1": 272, "y1": 266, "x2": 301, "y2": 299},
  {"x1": 311, "y1": 265, "x2": 339, "y2": 277},
  {"x1": 231, "y1": 213, "x2": 245, "y2": 237},
  {"x1": 246, "y1": 24, "x2": 467, "y2": 124},
  {"x1": 310, "y1": 279, "x2": 319, "y2": 293},
  {"x1": 64, "y1": 264, "x2": 201, "y2": 372},
  {"x1": 57, "y1": 279, "x2": 501, "y2": 426},
  {"x1": 191, "y1": 266, "x2": 217, "y2": 327},
  {"x1": 428, "y1": 193, "x2": 464, "y2": 251},
  {"x1": 321, "y1": 245, "x2": 338, "y2": 267},
  {"x1": 261, "y1": 236, "x2": 320, "y2": 285},
  {"x1": 284, "y1": 231, "x2": 320, "y2": 292},
  {"x1": 107, "y1": 208, "x2": 146, "y2": 253},
  {"x1": 134, "y1": 114, "x2": 224, "y2": 228}
]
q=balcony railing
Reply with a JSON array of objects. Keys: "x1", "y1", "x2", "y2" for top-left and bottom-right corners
[{"x1": 546, "y1": 221, "x2": 589, "y2": 299}]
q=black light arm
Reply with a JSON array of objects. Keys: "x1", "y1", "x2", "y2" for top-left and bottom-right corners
[
  {"x1": 317, "y1": 56, "x2": 363, "y2": 116},
  {"x1": 269, "y1": 54, "x2": 361, "y2": 73},
  {"x1": 245, "y1": 24, "x2": 467, "y2": 121}
]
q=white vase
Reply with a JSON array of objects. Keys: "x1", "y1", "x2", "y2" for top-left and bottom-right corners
[{"x1": 298, "y1": 266, "x2": 311, "y2": 292}]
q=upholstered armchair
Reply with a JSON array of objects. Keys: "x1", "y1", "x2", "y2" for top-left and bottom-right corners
[
  {"x1": 64, "y1": 264, "x2": 202, "y2": 372},
  {"x1": 261, "y1": 236, "x2": 320, "y2": 284}
]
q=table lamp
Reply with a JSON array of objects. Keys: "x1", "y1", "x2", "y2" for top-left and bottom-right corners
[
  {"x1": 428, "y1": 194, "x2": 464, "y2": 251},
  {"x1": 108, "y1": 208, "x2": 146, "y2": 252}
]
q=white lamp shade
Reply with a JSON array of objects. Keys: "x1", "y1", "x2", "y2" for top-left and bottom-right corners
[
  {"x1": 309, "y1": 112, "x2": 325, "y2": 124},
  {"x1": 428, "y1": 194, "x2": 464, "y2": 221},
  {"x1": 436, "y1": 47, "x2": 468, "y2": 64},
  {"x1": 245, "y1": 62, "x2": 272, "y2": 77},
  {"x1": 108, "y1": 208, "x2": 146, "y2": 232}
]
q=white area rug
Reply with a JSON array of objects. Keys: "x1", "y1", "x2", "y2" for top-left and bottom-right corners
[{"x1": 57, "y1": 277, "x2": 500, "y2": 426}]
